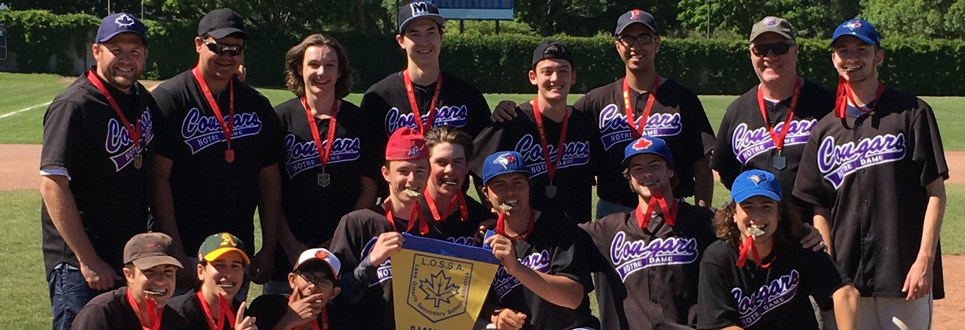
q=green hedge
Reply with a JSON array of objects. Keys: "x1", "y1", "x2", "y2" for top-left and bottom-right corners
[{"x1": 2, "y1": 10, "x2": 965, "y2": 95}]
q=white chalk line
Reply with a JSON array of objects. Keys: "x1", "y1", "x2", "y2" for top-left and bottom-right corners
[{"x1": 0, "y1": 101, "x2": 51, "y2": 119}]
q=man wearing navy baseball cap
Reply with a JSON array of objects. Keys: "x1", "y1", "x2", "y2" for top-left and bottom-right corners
[
  {"x1": 40, "y1": 12, "x2": 159, "y2": 330},
  {"x1": 794, "y1": 18, "x2": 948, "y2": 329}
]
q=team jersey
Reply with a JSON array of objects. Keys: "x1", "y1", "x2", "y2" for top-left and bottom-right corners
[
  {"x1": 573, "y1": 77, "x2": 714, "y2": 205},
  {"x1": 360, "y1": 70, "x2": 491, "y2": 139},
  {"x1": 328, "y1": 202, "x2": 485, "y2": 330},
  {"x1": 40, "y1": 69, "x2": 157, "y2": 276},
  {"x1": 712, "y1": 80, "x2": 833, "y2": 199},
  {"x1": 488, "y1": 210, "x2": 600, "y2": 330},
  {"x1": 246, "y1": 294, "x2": 361, "y2": 330},
  {"x1": 72, "y1": 287, "x2": 187, "y2": 329},
  {"x1": 471, "y1": 102, "x2": 600, "y2": 224},
  {"x1": 168, "y1": 291, "x2": 240, "y2": 330},
  {"x1": 793, "y1": 87, "x2": 948, "y2": 299},
  {"x1": 697, "y1": 241, "x2": 851, "y2": 330},
  {"x1": 151, "y1": 70, "x2": 284, "y2": 255},
  {"x1": 271, "y1": 97, "x2": 382, "y2": 280},
  {"x1": 579, "y1": 201, "x2": 716, "y2": 329}
]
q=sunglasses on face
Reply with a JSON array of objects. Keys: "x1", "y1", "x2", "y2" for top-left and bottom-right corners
[
  {"x1": 202, "y1": 39, "x2": 245, "y2": 57},
  {"x1": 617, "y1": 34, "x2": 655, "y2": 46},
  {"x1": 751, "y1": 41, "x2": 795, "y2": 57}
]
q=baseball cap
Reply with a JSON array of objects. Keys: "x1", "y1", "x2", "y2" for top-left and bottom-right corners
[
  {"x1": 622, "y1": 136, "x2": 674, "y2": 168},
  {"x1": 532, "y1": 40, "x2": 574, "y2": 68},
  {"x1": 831, "y1": 19, "x2": 880, "y2": 47},
  {"x1": 749, "y1": 16, "x2": 796, "y2": 43},
  {"x1": 96, "y1": 13, "x2": 148, "y2": 44},
  {"x1": 385, "y1": 127, "x2": 428, "y2": 161},
  {"x1": 482, "y1": 151, "x2": 530, "y2": 185},
  {"x1": 198, "y1": 8, "x2": 249, "y2": 40},
  {"x1": 731, "y1": 170, "x2": 782, "y2": 203},
  {"x1": 198, "y1": 232, "x2": 250, "y2": 264},
  {"x1": 615, "y1": 9, "x2": 659, "y2": 36},
  {"x1": 397, "y1": 1, "x2": 446, "y2": 34},
  {"x1": 123, "y1": 232, "x2": 183, "y2": 270},
  {"x1": 293, "y1": 248, "x2": 341, "y2": 281}
]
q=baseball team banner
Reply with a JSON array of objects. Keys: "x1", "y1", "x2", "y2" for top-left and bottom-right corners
[{"x1": 391, "y1": 233, "x2": 500, "y2": 330}]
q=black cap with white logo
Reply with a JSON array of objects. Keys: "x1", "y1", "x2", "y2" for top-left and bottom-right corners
[
  {"x1": 614, "y1": 9, "x2": 659, "y2": 36},
  {"x1": 397, "y1": 1, "x2": 446, "y2": 34}
]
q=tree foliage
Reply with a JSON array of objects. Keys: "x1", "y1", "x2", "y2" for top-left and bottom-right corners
[
  {"x1": 861, "y1": 0, "x2": 965, "y2": 39},
  {"x1": 677, "y1": 0, "x2": 861, "y2": 38}
]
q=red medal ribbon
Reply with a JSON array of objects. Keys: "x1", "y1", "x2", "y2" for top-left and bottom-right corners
[
  {"x1": 384, "y1": 199, "x2": 429, "y2": 235},
  {"x1": 496, "y1": 208, "x2": 536, "y2": 241},
  {"x1": 290, "y1": 296, "x2": 328, "y2": 330},
  {"x1": 196, "y1": 291, "x2": 236, "y2": 330},
  {"x1": 423, "y1": 189, "x2": 469, "y2": 222},
  {"x1": 85, "y1": 70, "x2": 142, "y2": 150},
  {"x1": 192, "y1": 67, "x2": 235, "y2": 155},
  {"x1": 634, "y1": 188, "x2": 678, "y2": 229},
  {"x1": 835, "y1": 77, "x2": 885, "y2": 118},
  {"x1": 736, "y1": 235, "x2": 775, "y2": 268},
  {"x1": 402, "y1": 70, "x2": 443, "y2": 134},
  {"x1": 301, "y1": 97, "x2": 340, "y2": 171},
  {"x1": 623, "y1": 75, "x2": 660, "y2": 139},
  {"x1": 532, "y1": 98, "x2": 569, "y2": 184},
  {"x1": 125, "y1": 288, "x2": 162, "y2": 330},
  {"x1": 757, "y1": 78, "x2": 803, "y2": 151}
]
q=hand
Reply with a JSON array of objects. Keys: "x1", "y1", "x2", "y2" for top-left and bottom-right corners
[
  {"x1": 491, "y1": 308, "x2": 527, "y2": 330},
  {"x1": 799, "y1": 223, "x2": 827, "y2": 252},
  {"x1": 368, "y1": 232, "x2": 404, "y2": 266},
  {"x1": 285, "y1": 289, "x2": 326, "y2": 324},
  {"x1": 475, "y1": 219, "x2": 497, "y2": 245},
  {"x1": 79, "y1": 256, "x2": 121, "y2": 291},
  {"x1": 485, "y1": 235, "x2": 519, "y2": 272},
  {"x1": 248, "y1": 251, "x2": 275, "y2": 284},
  {"x1": 490, "y1": 101, "x2": 518, "y2": 123},
  {"x1": 902, "y1": 255, "x2": 934, "y2": 300},
  {"x1": 235, "y1": 64, "x2": 247, "y2": 82},
  {"x1": 234, "y1": 301, "x2": 258, "y2": 330}
]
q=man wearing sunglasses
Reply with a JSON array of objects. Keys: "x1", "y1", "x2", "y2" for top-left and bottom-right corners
[{"x1": 151, "y1": 8, "x2": 286, "y2": 293}]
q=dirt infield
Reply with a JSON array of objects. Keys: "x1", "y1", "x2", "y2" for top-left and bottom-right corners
[{"x1": 1, "y1": 143, "x2": 963, "y2": 327}]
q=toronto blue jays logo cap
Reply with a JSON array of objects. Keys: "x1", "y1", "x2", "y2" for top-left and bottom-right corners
[
  {"x1": 482, "y1": 151, "x2": 530, "y2": 185},
  {"x1": 731, "y1": 169, "x2": 782, "y2": 203},
  {"x1": 832, "y1": 19, "x2": 880, "y2": 47}
]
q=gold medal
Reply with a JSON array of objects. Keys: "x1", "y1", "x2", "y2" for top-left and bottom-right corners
[{"x1": 133, "y1": 154, "x2": 143, "y2": 169}]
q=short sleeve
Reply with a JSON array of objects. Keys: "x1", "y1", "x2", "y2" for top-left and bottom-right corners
[
  {"x1": 696, "y1": 245, "x2": 740, "y2": 330},
  {"x1": 682, "y1": 92, "x2": 716, "y2": 161},
  {"x1": 711, "y1": 100, "x2": 741, "y2": 190},
  {"x1": 792, "y1": 126, "x2": 832, "y2": 208},
  {"x1": 150, "y1": 86, "x2": 183, "y2": 160},
  {"x1": 41, "y1": 99, "x2": 86, "y2": 172},
  {"x1": 800, "y1": 248, "x2": 851, "y2": 307},
  {"x1": 548, "y1": 224, "x2": 594, "y2": 292},
  {"x1": 465, "y1": 86, "x2": 492, "y2": 138},
  {"x1": 469, "y1": 122, "x2": 505, "y2": 178},
  {"x1": 577, "y1": 220, "x2": 611, "y2": 273},
  {"x1": 911, "y1": 102, "x2": 949, "y2": 186}
]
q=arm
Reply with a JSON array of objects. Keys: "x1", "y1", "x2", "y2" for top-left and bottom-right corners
[
  {"x1": 693, "y1": 153, "x2": 713, "y2": 207},
  {"x1": 831, "y1": 284, "x2": 860, "y2": 330},
  {"x1": 813, "y1": 206, "x2": 834, "y2": 256},
  {"x1": 486, "y1": 235, "x2": 584, "y2": 309},
  {"x1": 902, "y1": 177, "x2": 946, "y2": 300},
  {"x1": 251, "y1": 164, "x2": 284, "y2": 283},
  {"x1": 41, "y1": 175, "x2": 120, "y2": 290},
  {"x1": 354, "y1": 176, "x2": 378, "y2": 210}
]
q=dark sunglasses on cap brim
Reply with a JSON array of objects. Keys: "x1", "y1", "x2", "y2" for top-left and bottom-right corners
[
  {"x1": 751, "y1": 41, "x2": 795, "y2": 57},
  {"x1": 202, "y1": 38, "x2": 245, "y2": 57}
]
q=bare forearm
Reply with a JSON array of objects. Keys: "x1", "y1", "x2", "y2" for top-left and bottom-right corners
[
  {"x1": 506, "y1": 265, "x2": 583, "y2": 309},
  {"x1": 355, "y1": 176, "x2": 378, "y2": 210},
  {"x1": 919, "y1": 178, "x2": 946, "y2": 261},
  {"x1": 813, "y1": 207, "x2": 833, "y2": 256},
  {"x1": 41, "y1": 176, "x2": 98, "y2": 262},
  {"x1": 257, "y1": 165, "x2": 284, "y2": 253},
  {"x1": 832, "y1": 285, "x2": 860, "y2": 330},
  {"x1": 693, "y1": 154, "x2": 713, "y2": 207}
]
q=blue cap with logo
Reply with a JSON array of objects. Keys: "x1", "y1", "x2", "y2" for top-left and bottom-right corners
[
  {"x1": 832, "y1": 19, "x2": 880, "y2": 47},
  {"x1": 615, "y1": 9, "x2": 659, "y2": 36},
  {"x1": 96, "y1": 13, "x2": 147, "y2": 44},
  {"x1": 482, "y1": 151, "x2": 530, "y2": 185},
  {"x1": 731, "y1": 169, "x2": 782, "y2": 203},
  {"x1": 398, "y1": 1, "x2": 446, "y2": 34},
  {"x1": 622, "y1": 136, "x2": 674, "y2": 168}
]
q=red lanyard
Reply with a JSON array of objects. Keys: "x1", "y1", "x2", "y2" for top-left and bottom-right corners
[
  {"x1": 192, "y1": 67, "x2": 235, "y2": 162},
  {"x1": 301, "y1": 97, "x2": 340, "y2": 169},
  {"x1": 125, "y1": 288, "x2": 162, "y2": 330},
  {"x1": 496, "y1": 208, "x2": 536, "y2": 241},
  {"x1": 757, "y1": 78, "x2": 802, "y2": 151},
  {"x1": 384, "y1": 199, "x2": 429, "y2": 235},
  {"x1": 634, "y1": 188, "x2": 677, "y2": 229},
  {"x1": 196, "y1": 291, "x2": 235, "y2": 330},
  {"x1": 622, "y1": 75, "x2": 660, "y2": 139},
  {"x1": 86, "y1": 70, "x2": 142, "y2": 149},
  {"x1": 532, "y1": 98, "x2": 569, "y2": 183},
  {"x1": 736, "y1": 235, "x2": 775, "y2": 268},
  {"x1": 835, "y1": 77, "x2": 885, "y2": 118},
  {"x1": 423, "y1": 189, "x2": 469, "y2": 222},
  {"x1": 402, "y1": 70, "x2": 443, "y2": 134},
  {"x1": 290, "y1": 296, "x2": 328, "y2": 330}
]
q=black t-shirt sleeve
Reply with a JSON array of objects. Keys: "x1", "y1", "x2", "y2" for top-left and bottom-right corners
[
  {"x1": 712, "y1": 100, "x2": 741, "y2": 190},
  {"x1": 697, "y1": 243, "x2": 740, "y2": 329},
  {"x1": 549, "y1": 224, "x2": 594, "y2": 293},
  {"x1": 359, "y1": 105, "x2": 386, "y2": 181},
  {"x1": 150, "y1": 86, "x2": 183, "y2": 160},
  {"x1": 791, "y1": 124, "x2": 832, "y2": 208},
  {"x1": 71, "y1": 302, "x2": 113, "y2": 329},
  {"x1": 683, "y1": 92, "x2": 716, "y2": 161},
  {"x1": 466, "y1": 85, "x2": 492, "y2": 138},
  {"x1": 800, "y1": 247, "x2": 851, "y2": 307},
  {"x1": 911, "y1": 102, "x2": 949, "y2": 185},
  {"x1": 41, "y1": 99, "x2": 86, "y2": 171},
  {"x1": 254, "y1": 93, "x2": 284, "y2": 169},
  {"x1": 470, "y1": 122, "x2": 505, "y2": 178},
  {"x1": 577, "y1": 220, "x2": 611, "y2": 273},
  {"x1": 247, "y1": 294, "x2": 289, "y2": 330}
]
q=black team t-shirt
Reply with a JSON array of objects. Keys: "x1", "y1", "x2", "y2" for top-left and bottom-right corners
[
  {"x1": 246, "y1": 294, "x2": 360, "y2": 330},
  {"x1": 72, "y1": 287, "x2": 188, "y2": 329}
]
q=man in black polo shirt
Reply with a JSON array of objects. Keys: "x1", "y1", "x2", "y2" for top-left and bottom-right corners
[{"x1": 40, "y1": 13, "x2": 156, "y2": 330}]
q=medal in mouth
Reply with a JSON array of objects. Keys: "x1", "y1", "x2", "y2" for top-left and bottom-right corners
[
  {"x1": 749, "y1": 225, "x2": 766, "y2": 237},
  {"x1": 843, "y1": 65, "x2": 862, "y2": 72},
  {"x1": 404, "y1": 188, "x2": 422, "y2": 197},
  {"x1": 143, "y1": 288, "x2": 168, "y2": 296},
  {"x1": 498, "y1": 200, "x2": 519, "y2": 211}
]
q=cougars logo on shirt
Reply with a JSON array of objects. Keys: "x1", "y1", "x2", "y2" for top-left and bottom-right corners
[
  {"x1": 384, "y1": 105, "x2": 469, "y2": 136},
  {"x1": 731, "y1": 269, "x2": 801, "y2": 327},
  {"x1": 105, "y1": 108, "x2": 154, "y2": 171},
  {"x1": 180, "y1": 107, "x2": 263, "y2": 154},
  {"x1": 598, "y1": 104, "x2": 682, "y2": 150},
  {"x1": 731, "y1": 120, "x2": 815, "y2": 164},
  {"x1": 512, "y1": 134, "x2": 591, "y2": 177},
  {"x1": 816, "y1": 134, "x2": 906, "y2": 189},
  {"x1": 492, "y1": 250, "x2": 551, "y2": 300},
  {"x1": 609, "y1": 231, "x2": 698, "y2": 281},
  {"x1": 283, "y1": 134, "x2": 362, "y2": 178}
]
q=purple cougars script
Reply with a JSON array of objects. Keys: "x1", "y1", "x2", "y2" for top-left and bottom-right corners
[
  {"x1": 492, "y1": 250, "x2": 551, "y2": 299},
  {"x1": 731, "y1": 269, "x2": 800, "y2": 327},
  {"x1": 384, "y1": 105, "x2": 468, "y2": 137},
  {"x1": 731, "y1": 120, "x2": 815, "y2": 164},
  {"x1": 817, "y1": 134, "x2": 905, "y2": 189},
  {"x1": 598, "y1": 104, "x2": 682, "y2": 150},
  {"x1": 106, "y1": 109, "x2": 155, "y2": 172},
  {"x1": 283, "y1": 134, "x2": 361, "y2": 178},
  {"x1": 513, "y1": 134, "x2": 591, "y2": 177},
  {"x1": 609, "y1": 232, "x2": 698, "y2": 281},
  {"x1": 180, "y1": 108, "x2": 263, "y2": 154}
]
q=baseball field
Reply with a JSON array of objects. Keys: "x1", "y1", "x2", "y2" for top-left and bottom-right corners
[{"x1": 0, "y1": 72, "x2": 962, "y2": 328}]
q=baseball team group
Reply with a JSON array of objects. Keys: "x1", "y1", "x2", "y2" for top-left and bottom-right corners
[{"x1": 37, "y1": 2, "x2": 948, "y2": 330}]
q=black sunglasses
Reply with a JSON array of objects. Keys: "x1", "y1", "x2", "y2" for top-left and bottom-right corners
[
  {"x1": 202, "y1": 39, "x2": 245, "y2": 57},
  {"x1": 617, "y1": 34, "x2": 655, "y2": 46},
  {"x1": 751, "y1": 41, "x2": 795, "y2": 57}
]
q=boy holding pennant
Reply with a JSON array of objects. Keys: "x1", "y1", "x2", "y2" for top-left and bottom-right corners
[{"x1": 480, "y1": 151, "x2": 600, "y2": 330}]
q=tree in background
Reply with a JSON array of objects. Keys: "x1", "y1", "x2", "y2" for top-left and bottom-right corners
[
  {"x1": 676, "y1": 0, "x2": 860, "y2": 38},
  {"x1": 861, "y1": 0, "x2": 965, "y2": 39}
]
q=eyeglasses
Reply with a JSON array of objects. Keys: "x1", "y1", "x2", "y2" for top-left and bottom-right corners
[
  {"x1": 296, "y1": 272, "x2": 332, "y2": 288},
  {"x1": 751, "y1": 41, "x2": 795, "y2": 57},
  {"x1": 617, "y1": 34, "x2": 655, "y2": 46},
  {"x1": 202, "y1": 39, "x2": 245, "y2": 57}
]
